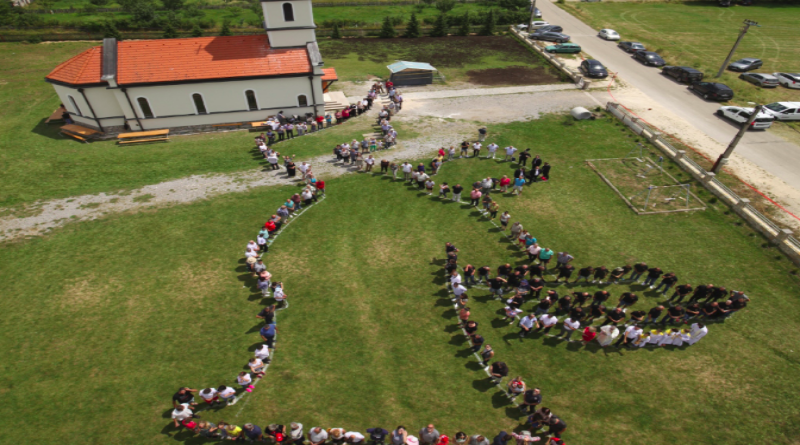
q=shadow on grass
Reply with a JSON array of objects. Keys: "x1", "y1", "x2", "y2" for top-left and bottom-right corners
[
  {"x1": 436, "y1": 298, "x2": 454, "y2": 308},
  {"x1": 472, "y1": 377, "x2": 495, "y2": 393},
  {"x1": 31, "y1": 118, "x2": 63, "y2": 140},
  {"x1": 441, "y1": 308, "x2": 457, "y2": 319},
  {"x1": 450, "y1": 336, "x2": 468, "y2": 347},
  {"x1": 492, "y1": 391, "x2": 513, "y2": 408}
]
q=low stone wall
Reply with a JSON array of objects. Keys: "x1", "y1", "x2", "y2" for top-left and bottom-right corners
[{"x1": 607, "y1": 102, "x2": 800, "y2": 266}]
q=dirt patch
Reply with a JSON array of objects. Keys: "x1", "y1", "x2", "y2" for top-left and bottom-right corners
[{"x1": 466, "y1": 66, "x2": 562, "y2": 86}]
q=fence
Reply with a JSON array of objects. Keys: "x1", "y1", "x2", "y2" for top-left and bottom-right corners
[
  {"x1": 508, "y1": 26, "x2": 590, "y2": 88},
  {"x1": 21, "y1": 0, "x2": 479, "y2": 14},
  {"x1": 607, "y1": 102, "x2": 800, "y2": 266}
]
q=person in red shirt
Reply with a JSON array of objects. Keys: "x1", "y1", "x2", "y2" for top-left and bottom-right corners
[
  {"x1": 386, "y1": 80, "x2": 394, "y2": 90},
  {"x1": 264, "y1": 220, "x2": 277, "y2": 237},
  {"x1": 581, "y1": 326, "x2": 597, "y2": 345},
  {"x1": 499, "y1": 175, "x2": 511, "y2": 193},
  {"x1": 315, "y1": 114, "x2": 324, "y2": 129},
  {"x1": 315, "y1": 179, "x2": 325, "y2": 195}
]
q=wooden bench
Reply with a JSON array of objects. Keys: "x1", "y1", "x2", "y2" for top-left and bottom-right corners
[
  {"x1": 117, "y1": 129, "x2": 170, "y2": 145},
  {"x1": 61, "y1": 124, "x2": 101, "y2": 143},
  {"x1": 212, "y1": 122, "x2": 243, "y2": 127},
  {"x1": 46, "y1": 106, "x2": 67, "y2": 125}
]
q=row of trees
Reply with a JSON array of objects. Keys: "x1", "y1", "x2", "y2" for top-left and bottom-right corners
[{"x1": 375, "y1": 10, "x2": 496, "y2": 38}]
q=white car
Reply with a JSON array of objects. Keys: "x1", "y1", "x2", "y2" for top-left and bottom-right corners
[
  {"x1": 517, "y1": 21, "x2": 550, "y2": 31},
  {"x1": 773, "y1": 72, "x2": 800, "y2": 89},
  {"x1": 598, "y1": 29, "x2": 620, "y2": 41},
  {"x1": 763, "y1": 102, "x2": 800, "y2": 121},
  {"x1": 716, "y1": 106, "x2": 774, "y2": 130}
]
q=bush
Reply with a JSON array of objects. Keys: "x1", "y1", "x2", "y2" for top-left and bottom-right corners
[
  {"x1": 26, "y1": 35, "x2": 42, "y2": 44},
  {"x1": 83, "y1": 4, "x2": 98, "y2": 14},
  {"x1": 162, "y1": 23, "x2": 178, "y2": 38},
  {"x1": 457, "y1": 12, "x2": 470, "y2": 36},
  {"x1": 162, "y1": 0, "x2": 184, "y2": 11},
  {"x1": 429, "y1": 13, "x2": 447, "y2": 37},
  {"x1": 379, "y1": 16, "x2": 396, "y2": 38},
  {"x1": 89, "y1": 0, "x2": 110, "y2": 5},
  {"x1": 478, "y1": 9, "x2": 495, "y2": 36},
  {"x1": 219, "y1": 20, "x2": 232, "y2": 36},
  {"x1": 499, "y1": 0, "x2": 528, "y2": 11},
  {"x1": 403, "y1": 12, "x2": 421, "y2": 38},
  {"x1": 190, "y1": 22, "x2": 203, "y2": 37},
  {"x1": 103, "y1": 21, "x2": 123, "y2": 39},
  {"x1": 435, "y1": 0, "x2": 455, "y2": 13},
  {"x1": 183, "y1": 4, "x2": 204, "y2": 19},
  {"x1": 330, "y1": 23, "x2": 342, "y2": 39}
]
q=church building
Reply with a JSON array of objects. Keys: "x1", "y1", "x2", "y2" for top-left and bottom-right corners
[{"x1": 45, "y1": 0, "x2": 337, "y2": 134}]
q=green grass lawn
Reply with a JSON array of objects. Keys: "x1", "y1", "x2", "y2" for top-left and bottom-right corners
[
  {"x1": 559, "y1": 2, "x2": 800, "y2": 108},
  {"x1": 1, "y1": 114, "x2": 799, "y2": 445}
]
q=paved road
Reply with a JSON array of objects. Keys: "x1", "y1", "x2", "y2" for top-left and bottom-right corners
[{"x1": 537, "y1": 0, "x2": 800, "y2": 191}]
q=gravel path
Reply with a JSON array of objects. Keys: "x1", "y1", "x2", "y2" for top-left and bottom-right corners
[{"x1": 0, "y1": 84, "x2": 592, "y2": 241}]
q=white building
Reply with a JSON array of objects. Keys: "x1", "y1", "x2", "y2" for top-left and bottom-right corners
[{"x1": 45, "y1": 0, "x2": 338, "y2": 135}]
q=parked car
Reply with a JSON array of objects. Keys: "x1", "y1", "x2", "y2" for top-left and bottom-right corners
[
  {"x1": 739, "y1": 73, "x2": 779, "y2": 88},
  {"x1": 532, "y1": 6, "x2": 542, "y2": 18},
  {"x1": 716, "y1": 106, "x2": 774, "y2": 130},
  {"x1": 537, "y1": 25, "x2": 563, "y2": 33},
  {"x1": 598, "y1": 29, "x2": 620, "y2": 40},
  {"x1": 618, "y1": 41, "x2": 646, "y2": 53},
  {"x1": 763, "y1": 102, "x2": 800, "y2": 121},
  {"x1": 662, "y1": 66, "x2": 704, "y2": 83},
  {"x1": 689, "y1": 82, "x2": 734, "y2": 101},
  {"x1": 719, "y1": 0, "x2": 731, "y2": 6},
  {"x1": 727, "y1": 58, "x2": 763, "y2": 72},
  {"x1": 545, "y1": 43, "x2": 582, "y2": 54},
  {"x1": 633, "y1": 51, "x2": 666, "y2": 67},
  {"x1": 579, "y1": 59, "x2": 609, "y2": 79},
  {"x1": 773, "y1": 72, "x2": 800, "y2": 89},
  {"x1": 530, "y1": 31, "x2": 571, "y2": 43},
  {"x1": 517, "y1": 21, "x2": 549, "y2": 31}
]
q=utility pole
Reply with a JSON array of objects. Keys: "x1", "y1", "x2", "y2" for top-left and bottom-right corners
[
  {"x1": 528, "y1": 0, "x2": 538, "y2": 32},
  {"x1": 716, "y1": 19, "x2": 758, "y2": 78},
  {"x1": 711, "y1": 104, "x2": 763, "y2": 173}
]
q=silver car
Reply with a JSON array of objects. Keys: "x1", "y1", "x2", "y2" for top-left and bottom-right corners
[
  {"x1": 773, "y1": 72, "x2": 800, "y2": 89},
  {"x1": 739, "y1": 73, "x2": 779, "y2": 88}
]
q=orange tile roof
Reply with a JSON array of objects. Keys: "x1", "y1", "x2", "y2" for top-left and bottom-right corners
[
  {"x1": 322, "y1": 68, "x2": 338, "y2": 81},
  {"x1": 46, "y1": 35, "x2": 312, "y2": 86},
  {"x1": 46, "y1": 45, "x2": 103, "y2": 85}
]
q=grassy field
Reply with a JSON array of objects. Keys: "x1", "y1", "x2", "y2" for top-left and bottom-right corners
[
  {"x1": 1, "y1": 114, "x2": 800, "y2": 445},
  {"x1": 560, "y1": 2, "x2": 800, "y2": 108},
  {"x1": 0, "y1": 36, "x2": 545, "y2": 208}
]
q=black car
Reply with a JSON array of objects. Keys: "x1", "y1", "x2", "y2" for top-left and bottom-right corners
[
  {"x1": 633, "y1": 51, "x2": 665, "y2": 67},
  {"x1": 727, "y1": 58, "x2": 763, "y2": 72},
  {"x1": 662, "y1": 66, "x2": 704, "y2": 84},
  {"x1": 618, "y1": 41, "x2": 646, "y2": 53},
  {"x1": 580, "y1": 59, "x2": 609, "y2": 79},
  {"x1": 530, "y1": 31, "x2": 570, "y2": 43},
  {"x1": 719, "y1": 0, "x2": 731, "y2": 6},
  {"x1": 537, "y1": 25, "x2": 563, "y2": 33},
  {"x1": 689, "y1": 82, "x2": 734, "y2": 101}
]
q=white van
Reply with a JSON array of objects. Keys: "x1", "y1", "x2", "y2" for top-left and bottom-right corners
[{"x1": 762, "y1": 102, "x2": 800, "y2": 121}]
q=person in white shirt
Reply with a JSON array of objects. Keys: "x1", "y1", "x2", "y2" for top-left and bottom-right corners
[
  {"x1": 449, "y1": 270, "x2": 462, "y2": 289},
  {"x1": 503, "y1": 306, "x2": 523, "y2": 323},
  {"x1": 172, "y1": 403, "x2": 194, "y2": 427},
  {"x1": 247, "y1": 240, "x2": 260, "y2": 252},
  {"x1": 633, "y1": 333, "x2": 651, "y2": 348},
  {"x1": 402, "y1": 162, "x2": 413, "y2": 181},
  {"x1": 416, "y1": 172, "x2": 429, "y2": 190},
  {"x1": 267, "y1": 153, "x2": 279, "y2": 170},
  {"x1": 218, "y1": 385, "x2": 236, "y2": 404},
  {"x1": 245, "y1": 248, "x2": 258, "y2": 259},
  {"x1": 448, "y1": 146, "x2": 456, "y2": 161},
  {"x1": 452, "y1": 283, "x2": 468, "y2": 298},
  {"x1": 309, "y1": 427, "x2": 329, "y2": 445},
  {"x1": 649, "y1": 328, "x2": 666, "y2": 345},
  {"x1": 472, "y1": 142, "x2": 482, "y2": 157},
  {"x1": 299, "y1": 162, "x2": 310, "y2": 178},
  {"x1": 248, "y1": 357, "x2": 266, "y2": 378},
  {"x1": 255, "y1": 344, "x2": 270, "y2": 362},
  {"x1": 687, "y1": 323, "x2": 707, "y2": 345},
  {"x1": 557, "y1": 317, "x2": 581, "y2": 340},
  {"x1": 614, "y1": 325, "x2": 642, "y2": 348},
  {"x1": 504, "y1": 146, "x2": 517, "y2": 162},
  {"x1": 345, "y1": 431, "x2": 366, "y2": 444},
  {"x1": 200, "y1": 388, "x2": 219, "y2": 407},
  {"x1": 487, "y1": 143, "x2": 499, "y2": 159},
  {"x1": 536, "y1": 313, "x2": 558, "y2": 334},
  {"x1": 273, "y1": 284, "x2": 287, "y2": 308},
  {"x1": 518, "y1": 313, "x2": 538, "y2": 338}
]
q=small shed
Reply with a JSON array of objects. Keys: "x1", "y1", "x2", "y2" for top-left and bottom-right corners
[{"x1": 387, "y1": 61, "x2": 440, "y2": 86}]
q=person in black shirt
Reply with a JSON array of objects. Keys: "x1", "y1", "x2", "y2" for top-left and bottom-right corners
[
  {"x1": 470, "y1": 334, "x2": 485, "y2": 352},
  {"x1": 572, "y1": 292, "x2": 590, "y2": 308},
  {"x1": 498, "y1": 263, "x2": 512, "y2": 278},
  {"x1": 507, "y1": 293, "x2": 524, "y2": 310},
  {"x1": 684, "y1": 302, "x2": 701, "y2": 321},
  {"x1": 707, "y1": 286, "x2": 727, "y2": 302},
  {"x1": 489, "y1": 361, "x2": 509, "y2": 384},
  {"x1": 554, "y1": 264, "x2": 575, "y2": 284},
  {"x1": 367, "y1": 428, "x2": 389, "y2": 445},
  {"x1": 507, "y1": 271, "x2": 523, "y2": 290},
  {"x1": 519, "y1": 388, "x2": 542, "y2": 413},
  {"x1": 609, "y1": 265, "x2": 631, "y2": 283},
  {"x1": 452, "y1": 184, "x2": 464, "y2": 202},
  {"x1": 601, "y1": 307, "x2": 625, "y2": 326},
  {"x1": 717, "y1": 300, "x2": 734, "y2": 319},
  {"x1": 541, "y1": 163, "x2": 551, "y2": 181},
  {"x1": 529, "y1": 264, "x2": 546, "y2": 279},
  {"x1": 547, "y1": 416, "x2": 567, "y2": 439},
  {"x1": 464, "y1": 320, "x2": 479, "y2": 336},
  {"x1": 489, "y1": 276, "x2": 507, "y2": 299},
  {"x1": 445, "y1": 259, "x2": 458, "y2": 276},
  {"x1": 629, "y1": 262, "x2": 648, "y2": 282},
  {"x1": 519, "y1": 149, "x2": 531, "y2": 166},
  {"x1": 463, "y1": 264, "x2": 476, "y2": 286},
  {"x1": 573, "y1": 266, "x2": 593, "y2": 284},
  {"x1": 569, "y1": 306, "x2": 585, "y2": 323},
  {"x1": 515, "y1": 264, "x2": 530, "y2": 277},
  {"x1": 669, "y1": 284, "x2": 693, "y2": 304},
  {"x1": 584, "y1": 304, "x2": 605, "y2": 324},
  {"x1": 643, "y1": 305, "x2": 664, "y2": 325},
  {"x1": 689, "y1": 283, "x2": 712, "y2": 302},
  {"x1": 257, "y1": 305, "x2": 276, "y2": 325},
  {"x1": 617, "y1": 292, "x2": 638, "y2": 309},
  {"x1": 529, "y1": 278, "x2": 545, "y2": 299},
  {"x1": 445, "y1": 242, "x2": 458, "y2": 255},
  {"x1": 513, "y1": 167, "x2": 526, "y2": 180},
  {"x1": 460, "y1": 141, "x2": 469, "y2": 157},
  {"x1": 556, "y1": 295, "x2": 572, "y2": 315},
  {"x1": 592, "y1": 266, "x2": 609, "y2": 284},
  {"x1": 660, "y1": 305, "x2": 685, "y2": 325},
  {"x1": 535, "y1": 297, "x2": 552, "y2": 316},
  {"x1": 730, "y1": 297, "x2": 747, "y2": 314},
  {"x1": 627, "y1": 310, "x2": 646, "y2": 327},
  {"x1": 701, "y1": 302, "x2": 719, "y2": 320},
  {"x1": 591, "y1": 291, "x2": 610, "y2": 307},
  {"x1": 477, "y1": 266, "x2": 492, "y2": 284},
  {"x1": 173, "y1": 387, "x2": 199, "y2": 407},
  {"x1": 643, "y1": 267, "x2": 662, "y2": 287},
  {"x1": 653, "y1": 272, "x2": 678, "y2": 296}
]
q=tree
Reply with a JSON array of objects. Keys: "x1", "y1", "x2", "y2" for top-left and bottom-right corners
[
  {"x1": 403, "y1": 12, "x2": 420, "y2": 38},
  {"x1": 162, "y1": 0, "x2": 184, "y2": 11},
  {"x1": 498, "y1": 0, "x2": 528, "y2": 11},
  {"x1": 478, "y1": 9, "x2": 495, "y2": 36},
  {"x1": 162, "y1": 23, "x2": 178, "y2": 38},
  {"x1": 330, "y1": 23, "x2": 342, "y2": 39},
  {"x1": 457, "y1": 11, "x2": 470, "y2": 36},
  {"x1": 429, "y1": 13, "x2": 447, "y2": 37},
  {"x1": 130, "y1": 0, "x2": 157, "y2": 26},
  {"x1": 219, "y1": 20, "x2": 233, "y2": 36},
  {"x1": 103, "y1": 21, "x2": 123, "y2": 40},
  {"x1": 435, "y1": 0, "x2": 455, "y2": 13},
  {"x1": 89, "y1": 0, "x2": 110, "y2": 6},
  {"x1": 379, "y1": 16, "x2": 396, "y2": 39},
  {"x1": 190, "y1": 22, "x2": 203, "y2": 37}
]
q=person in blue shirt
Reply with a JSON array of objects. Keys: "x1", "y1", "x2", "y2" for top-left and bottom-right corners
[
  {"x1": 244, "y1": 424, "x2": 264, "y2": 442},
  {"x1": 260, "y1": 324, "x2": 276, "y2": 348},
  {"x1": 513, "y1": 176, "x2": 526, "y2": 195}
]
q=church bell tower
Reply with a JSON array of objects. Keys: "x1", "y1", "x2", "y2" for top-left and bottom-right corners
[{"x1": 261, "y1": 0, "x2": 318, "y2": 48}]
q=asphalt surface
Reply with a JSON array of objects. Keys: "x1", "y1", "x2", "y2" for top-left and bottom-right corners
[{"x1": 536, "y1": 0, "x2": 800, "y2": 191}]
